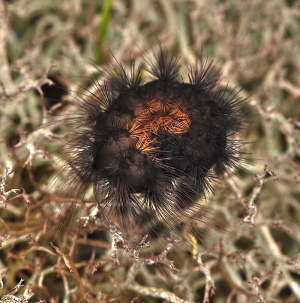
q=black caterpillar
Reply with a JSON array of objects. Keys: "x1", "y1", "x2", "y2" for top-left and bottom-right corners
[{"x1": 64, "y1": 48, "x2": 247, "y2": 237}]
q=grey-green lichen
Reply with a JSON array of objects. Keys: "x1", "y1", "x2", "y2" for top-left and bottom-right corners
[{"x1": 0, "y1": 0, "x2": 300, "y2": 302}]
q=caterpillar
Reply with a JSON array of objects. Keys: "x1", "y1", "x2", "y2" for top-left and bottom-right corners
[{"x1": 62, "y1": 47, "x2": 247, "y2": 239}]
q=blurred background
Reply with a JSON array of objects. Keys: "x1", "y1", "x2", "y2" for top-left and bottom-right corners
[{"x1": 0, "y1": 0, "x2": 300, "y2": 302}]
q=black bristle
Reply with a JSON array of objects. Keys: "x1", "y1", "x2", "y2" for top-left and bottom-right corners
[{"x1": 63, "y1": 47, "x2": 248, "y2": 236}]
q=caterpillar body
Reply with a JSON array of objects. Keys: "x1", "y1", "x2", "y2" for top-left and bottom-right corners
[{"x1": 63, "y1": 48, "x2": 247, "y2": 239}]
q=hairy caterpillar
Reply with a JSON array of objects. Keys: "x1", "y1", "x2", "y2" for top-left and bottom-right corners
[{"x1": 61, "y1": 47, "x2": 247, "y2": 240}]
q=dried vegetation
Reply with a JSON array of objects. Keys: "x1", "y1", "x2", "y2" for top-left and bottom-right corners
[{"x1": 1, "y1": 0, "x2": 300, "y2": 302}]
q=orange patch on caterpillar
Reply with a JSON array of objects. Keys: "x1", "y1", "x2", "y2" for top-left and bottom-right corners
[{"x1": 129, "y1": 98, "x2": 191, "y2": 152}]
